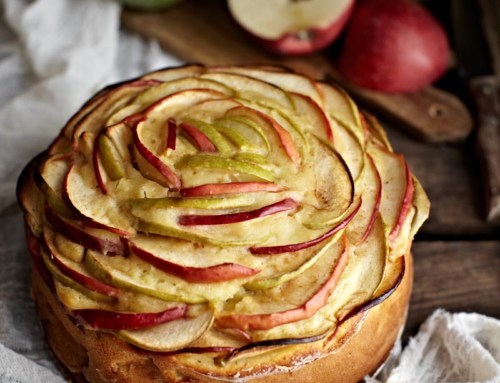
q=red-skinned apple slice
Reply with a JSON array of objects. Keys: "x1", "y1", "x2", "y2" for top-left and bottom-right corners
[
  {"x1": 178, "y1": 198, "x2": 298, "y2": 226},
  {"x1": 45, "y1": 206, "x2": 126, "y2": 256},
  {"x1": 225, "y1": 105, "x2": 300, "y2": 165},
  {"x1": 228, "y1": 0, "x2": 354, "y2": 56},
  {"x1": 179, "y1": 122, "x2": 217, "y2": 152},
  {"x1": 92, "y1": 137, "x2": 108, "y2": 194},
  {"x1": 217, "y1": 239, "x2": 349, "y2": 330},
  {"x1": 250, "y1": 199, "x2": 361, "y2": 255},
  {"x1": 63, "y1": 163, "x2": 134, "y2": 236},
  {"x1": 117, "y1": 307, "x2": 215, "y2": 352},
  {"x1": 73, "y1": 304, "x2": 187, "y2": 330},
  {"x1": 42, "y1": 227, "x2": 120, "y2": 298},
  {"x1": 166, "y1": 118, "x2": 177, "y2": 151},
  {"x1": 180, "y1": 182, "x2": 284, "y2": 197},
  {"x1": 129, "y1": 117, "x2": 181, "y2": 190},
  {"x1": 129, "y1": 242, "x2": 259, "y2": 283}
]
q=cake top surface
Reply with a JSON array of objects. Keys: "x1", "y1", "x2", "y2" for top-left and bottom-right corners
[{"x1": 18, "y1": 64, "x2": 429, "y2": 365}]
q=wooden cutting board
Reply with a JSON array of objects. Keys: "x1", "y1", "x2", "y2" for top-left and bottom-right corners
[{"x1": 121, "y1": 0, "x2": 472, "y2": 143}]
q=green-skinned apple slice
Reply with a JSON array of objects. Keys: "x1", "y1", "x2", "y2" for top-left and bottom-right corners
[
  {"x1": 73, "y1": 304, "x2": 187, "y2": 330},
  {"x1": 368, "y1": 144, "x2": 414, "y2": 242},
  {"x1": 84, "y1": 250, "x2": 206, "y2": 304},
  {"x1": 200, "y1": 72, "x2": 294, "y2": 110},
  {"x1": 53, "y1": 232, "x2": 85, "y2": 263},
  {"x1": 245, "y1": 232, "x2": 341, "y2": 290},
  {"x1": 178, "y1": 198, "x2": 298, "y2": 226},
  {"x1": 225, "y1": 106, "x2": 300, "y2": 165},
  {"x1": 45, "y1": 207, "x2": 126, "y2": 256},
  {"x1": 210, "y1": 121, "x2": 259, "y2": 152},
  {"x1": 98, "y1": 133, "x2": 125, "y2": 180},
  {"x1": 117, "y1": 306, "x2": 213, "y2": 352},
  {"x1": 64, "y1": 163, "x2": 135, "y2": 236},
  {"x1": 133, "y1": 76, "x2": 233, "y2": 107},
  {"x1": 179, "y1": 120, "x2": 233, "y2": 155},
  {"x1": 215, "y1": 116, "x2": 271, "y2": 153},
  {"x1": 217, "y1": 238, "x2": 349, "y2": 330},
  {"x1": 180, "y1": 182, "x2": 284, "y2": 197},
  {"x1": 128, "y1": 242, "x2": 259, "y2": 283},
  {"x1": 129, "y1": 194, "x2": 260, "y2": 210},
  {"x1": 177, "y1": 154, "x2": 277, "y2": 182},
  {"x1": 41, "y1": 251, "x2": 114, "y2": 303},
  {"x1": 42, "y1": 227, "x2": 120, "y2": 297}
]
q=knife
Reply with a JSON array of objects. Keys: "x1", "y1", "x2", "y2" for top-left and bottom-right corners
[{"x1": 452, "y1": 0, "x2": 500, "y2": 223}]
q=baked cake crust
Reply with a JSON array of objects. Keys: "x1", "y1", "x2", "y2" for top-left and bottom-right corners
[{"x1": 18, "y1": 64, "x2": 428, "y2": 383}]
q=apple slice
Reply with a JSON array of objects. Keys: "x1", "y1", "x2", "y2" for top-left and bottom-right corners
[
  {"x1": 131, "y1": 118, "x2": 181, "y2": 190},
  {"x1": 142, "y1": 64, "x2": 206, "y2": 82},
  {"x1": 368, "y1": 144, "x2": 414, "y2": 242},
  {"x1": 64, "y1": 163, "x2": 135, "y2": 236},
  {"x1": 133, "y1": 76, "x2": 233, "y2": 107},
  {"x1": 177, "y1": 154, "x2": 277, "y2": 182},
  {"x1": 73, "y1": 304, "x2": 187, "y2": 330},
  {"x1": 129, "y1": 242, "x2": 259, "y2": 283},
  {"x1": 245, "y1": 232, "x2": 342, "y2": 290},
  {"x1": 129, "y1": 194, "x2": 259, "y2": 210},
  {"x1": 228, "y1": 0, "x2": 354, "y2": 55},
  {"x1": 179, "y1": 122, "x2": 217, "y2": 152},
  {"x1": 166, "y1": 118, "x2": 177, "y2": 151},
  {"x1": 214, "y1": 116, "x2": 271, "y2": 153},
  {"x1": 178, "y1": 198, "x2": 298, "y2": 226},
  {"x1": 97, "y1": 133, "x2": 126, "y2": 180},
  {"x1": 225, "y1": 105, "x2": 300, "y2": 165},
  {"x1": 45, "y1": 207, "x2": 126, "y2": 256},
  {"x1": 180, "y1": 182, "x2": 284, "y2": 197},
  {"x1": 117, "y1": 306, "x2": 213, "y2": 352},
  {"x1": 347, "y1": 154, "x2": 382, "y2": 244},
  {"x1": 200, "y1": 72, "x2": 294, "y2": 110},
  {"x1": 41, "y1": 251, "x2": 114, "y2": 303},
  {"x1": 34, "y1": 155, "x2": 75, "y2": 219},
  {"x1": 84, "y1": 250, "x2": 206, "y2": 304},
  {"x1": 250, "y1": 199, "x2": 360, "y2": 255},
  {"x1": 289, "y1": 92, "x2": 333, "y2": 143},
  {"x1": 217, "y1": 238, "x2": 349, "y2": 330},
  {"x1": 42, "y1": 227, "x2": 120, "y2": 297}
]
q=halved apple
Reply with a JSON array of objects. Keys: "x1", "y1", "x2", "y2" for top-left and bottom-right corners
[{"x1": 228, "y1": 0, "x2": 354, "y2": 55}]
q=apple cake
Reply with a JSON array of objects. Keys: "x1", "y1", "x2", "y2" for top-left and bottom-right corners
[{"x1": 17, "y1": 64, "x2": 429, "y2": 383}]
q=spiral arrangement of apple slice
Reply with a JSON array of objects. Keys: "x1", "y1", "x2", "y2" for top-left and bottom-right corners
[{"x1": 18, "y1": 65, "x2": 429, "y2": 360}]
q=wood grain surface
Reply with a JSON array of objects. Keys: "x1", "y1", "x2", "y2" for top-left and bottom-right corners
[
  {"x1": 407, "y1": 241, "x2": 500, "y2": 336},
  {"x1": 121, "y1": 0, "x2": 473, "y2": 143}
]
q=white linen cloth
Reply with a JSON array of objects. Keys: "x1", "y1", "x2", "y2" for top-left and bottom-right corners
[{"x1": 0, "y1": 1, "x2": 498, "y2": 382}]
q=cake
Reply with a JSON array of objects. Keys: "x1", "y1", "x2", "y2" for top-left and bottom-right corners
[{"x1": 17, "y1": 64, "x2": 429, "y2": 383}]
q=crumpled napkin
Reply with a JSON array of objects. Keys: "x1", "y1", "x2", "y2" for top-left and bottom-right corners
[
  {"x1": 0, "y1": 1, "x2": 499, "y2": 382},
  {"x1": 368, "y1": 309, "x2": 500, "y2": 383}
]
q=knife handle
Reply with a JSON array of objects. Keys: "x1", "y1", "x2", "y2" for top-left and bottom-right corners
[{"x1": 470, "y1": 76, "x2": 500, "y2": 222}]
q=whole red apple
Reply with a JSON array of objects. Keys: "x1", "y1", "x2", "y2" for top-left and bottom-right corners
[
  {"x1": 228, "y1": 0, "x2": 355, "y2": 56},
  {"x1": 338, "y1": 0, "x2": 450, "y2": 93}
]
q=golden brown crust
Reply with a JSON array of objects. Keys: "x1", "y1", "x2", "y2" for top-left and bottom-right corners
[{"x1": 32, "y1": 251, "x2": 412, "y2": 383}]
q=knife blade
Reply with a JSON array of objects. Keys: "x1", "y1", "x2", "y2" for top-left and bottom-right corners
[{"x1": 452, "y1": 0, "x2": 500, "y2": 223}]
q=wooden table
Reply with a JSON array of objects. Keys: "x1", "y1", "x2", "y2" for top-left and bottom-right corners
[{"x1": 121, "y1": 0, "x2": 500, "y2": 339}]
